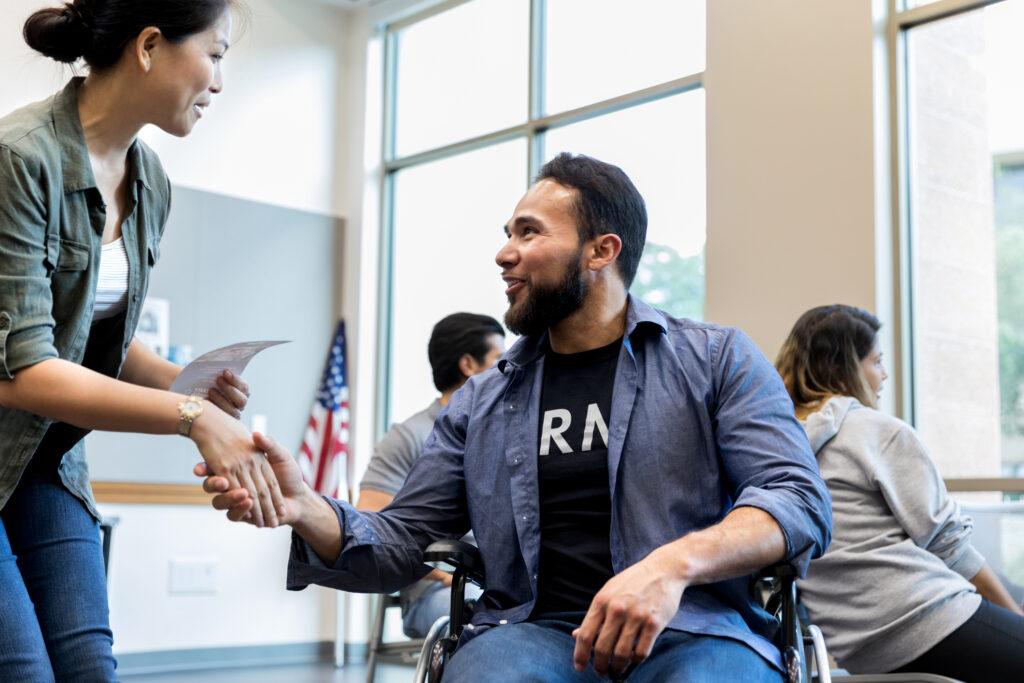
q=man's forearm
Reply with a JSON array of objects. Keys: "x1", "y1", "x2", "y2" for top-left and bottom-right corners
[
  {"x1": 654, "y1": 506, "x2": 787, "y2": 585},
  {"x1": 292, "y1": 490, "x2": 346, "y2": 566}
]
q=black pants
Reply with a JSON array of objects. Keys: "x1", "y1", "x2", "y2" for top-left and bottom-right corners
[{"x1": 893, "y1": 599, "x2": 1024, "y2": 682}]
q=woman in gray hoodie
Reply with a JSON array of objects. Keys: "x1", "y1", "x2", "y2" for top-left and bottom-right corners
[{"x1": 775, "y1": 304, "x2": 1024, "y2": 682}]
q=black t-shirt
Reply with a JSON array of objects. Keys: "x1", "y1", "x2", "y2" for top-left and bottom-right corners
[{"x1": 531, "y1": 337, "x2": 621, "y2": 619}]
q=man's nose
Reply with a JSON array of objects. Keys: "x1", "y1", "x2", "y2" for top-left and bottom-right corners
[{"x1": 495, "y1": 240, "x2": 516, "y2": 267}]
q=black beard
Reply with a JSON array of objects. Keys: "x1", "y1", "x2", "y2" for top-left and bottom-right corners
[{"x1": 504, "y1": 251, "x2": 588, "y2": 337}]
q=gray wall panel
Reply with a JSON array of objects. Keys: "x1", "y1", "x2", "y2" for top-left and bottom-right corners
[{"x1": 86, "y1": 186, "x2": 342, "y2": 484}]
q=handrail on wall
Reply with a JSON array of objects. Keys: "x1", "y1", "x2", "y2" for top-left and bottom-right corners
[{"x1": 944, "y1": 478, "x2": 1024, "y2": 493}]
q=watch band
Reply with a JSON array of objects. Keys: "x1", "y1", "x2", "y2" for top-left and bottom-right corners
[{"x1": 177, "y1": 395, "x2": 203, "y2": 438}]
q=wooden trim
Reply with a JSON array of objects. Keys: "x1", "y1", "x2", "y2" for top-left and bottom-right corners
[
  {"x1": 91, "y1": 481, "x2": 212, "y2": 505},
  {"x1": 944, "y1": 478, "x2": 1024, "y2": 493}
]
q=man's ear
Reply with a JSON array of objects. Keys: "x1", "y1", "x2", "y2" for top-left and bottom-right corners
[
  {"x1": 587, "y1": 233, "x2": 623, "y2": 273},
  {"x1": 133, "y1": 27, "x2": 163, "y2": 73},
  {"x1": 458, "y1": 353, "x2": 477, "y2": 380}
]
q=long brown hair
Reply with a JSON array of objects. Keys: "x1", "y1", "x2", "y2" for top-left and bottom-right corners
[{"x1": 776, "y1": 304, "x2": 882, "y2": 410}]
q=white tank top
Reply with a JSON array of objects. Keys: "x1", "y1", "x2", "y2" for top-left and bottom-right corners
[{"x1": 91, "y1": 237, "x2": 129, "y2": 322}]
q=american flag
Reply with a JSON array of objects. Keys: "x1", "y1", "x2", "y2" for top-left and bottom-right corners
[{"x1": 298, "y1": 320, "x2": 350, "y2": 498}]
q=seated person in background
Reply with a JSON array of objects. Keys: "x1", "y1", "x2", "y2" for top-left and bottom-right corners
[
  {"x1": 357, "y1": 312, "x2": 504, "y2": 638},
  {"x1": 776, "y1": 304, "x2": 1024, "y2": 682},
  {"x1": 199, "y1": 153, "x2": 832, "y2": 682}
]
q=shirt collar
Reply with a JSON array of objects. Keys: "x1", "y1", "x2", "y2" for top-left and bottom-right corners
[
  {"x1": 126, "y1": 138, "x2": 152, "y2": 191},
  {"x1": 498, "y1": 294, "x2": 668, "y2": 373},
  {"x1": 52, "y1": 78, "x2": 151, "y2": 194}
]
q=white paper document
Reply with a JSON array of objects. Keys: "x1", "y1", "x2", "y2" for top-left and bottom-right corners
[{"x1": 169, "y1": 340, "x2": 289, "y2": 395}]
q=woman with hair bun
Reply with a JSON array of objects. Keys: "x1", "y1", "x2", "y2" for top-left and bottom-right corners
[
  {"x1": 776, "y1": 305, "x2": 1024, "y2": 681},
  {"x1": 0, "y1": 2, "x2": 281, "y2": 680}
]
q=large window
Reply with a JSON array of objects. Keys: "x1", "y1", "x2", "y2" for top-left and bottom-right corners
[
  {"x1": 380, "y1": 0, "x2": 707, "y2": 425},
  {"x1": 899, "y1": 0, "x2": 1024, "y2": 481}
]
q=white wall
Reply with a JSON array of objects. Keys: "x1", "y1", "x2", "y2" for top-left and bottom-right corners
[
  {"x1": 99, "y1": 503, "x2": 335, "y2": 653},
  {"x1": 1, "y1": 0, "x2": 350, "y2": 656},
  {"x1": 1, "y1": 0, "x2": 348, "y2": 218},
  {"x1": 0, "y1": 2, "x2": 71, "y2": 112},
  {"x1": 140, "y1": 0, "x2": 349, "y2": 217}
]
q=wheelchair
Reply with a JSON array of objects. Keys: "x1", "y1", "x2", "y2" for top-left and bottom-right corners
[{"x1": 412, "y1": 540, "x2": 819, "y2": 683}]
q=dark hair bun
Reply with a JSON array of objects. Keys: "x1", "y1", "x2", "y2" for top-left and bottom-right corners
[{"x1": 23, "y1": 3, "x2": 93, "y2": 64}]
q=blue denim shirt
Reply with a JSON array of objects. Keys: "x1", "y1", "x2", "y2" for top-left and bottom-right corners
[{"x1": 288, "y1": 297, "x2": 831, "y2": 669}]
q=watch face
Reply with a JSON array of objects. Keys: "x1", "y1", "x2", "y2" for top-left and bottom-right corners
[{"x1": 182, "y1": 399, "x2": 202, "y2": 419}]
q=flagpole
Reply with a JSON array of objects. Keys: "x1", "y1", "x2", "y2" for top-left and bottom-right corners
[{"x1": 331, "y1": 480, "x2": 358, "y2": 667}]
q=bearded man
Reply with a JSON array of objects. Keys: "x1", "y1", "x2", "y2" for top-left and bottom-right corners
[{"x1": 198, "y1": 153, "x2": 832, "y2": 682}]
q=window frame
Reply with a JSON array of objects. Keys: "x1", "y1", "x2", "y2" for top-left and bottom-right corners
[
  {"x1": 374, "y1": 0, "x2": 706, "y2": 434},
  {"x1": 889, "y1": 0, "x2": 1024, "y2": 493}
]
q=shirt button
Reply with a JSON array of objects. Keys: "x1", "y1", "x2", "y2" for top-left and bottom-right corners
[
  {"x1": 499, "y1": 619, "x2": 508, "y2": 625},
  {"x1": 522, "y1": 515, "x2": 527, "y2": 521}
]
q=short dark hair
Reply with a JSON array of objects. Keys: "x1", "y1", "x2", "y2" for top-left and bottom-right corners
[
  {"x1": 427, "y1": 313, "x2": 505, "y2": 392},
  {"x1": 24, "y1": 0, "x2": 241, "y2": 69},
  {"x1": 536, "y1": 152, "x2": 648, "y2": 288},
  {"x1": 776, "y1": 304, "x2": 882, "y2": 409}
]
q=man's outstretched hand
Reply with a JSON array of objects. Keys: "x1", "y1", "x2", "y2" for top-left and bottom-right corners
[{"x1": 195, "y1": 432, "x2": 312, "y2": 525}]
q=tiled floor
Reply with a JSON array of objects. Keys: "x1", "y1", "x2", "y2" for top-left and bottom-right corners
[{"x1": 121, "y1": 662, "x2": 416, "y2": 682}]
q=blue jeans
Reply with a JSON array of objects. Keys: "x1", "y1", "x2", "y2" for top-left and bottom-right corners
[
  {"x1": 403, "y1": 581, "x2": 484, "y2": 639},
  {"x1": 0, "y1": 455, "x2": 116, "y2": 681},
  {"x1": 443, "y1": 616, "x2": 782, "y2": 683}
]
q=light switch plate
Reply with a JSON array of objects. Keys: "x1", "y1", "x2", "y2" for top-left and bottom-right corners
[{"x1": 168, "y1": 558, "x2": 219, "y2": 595}]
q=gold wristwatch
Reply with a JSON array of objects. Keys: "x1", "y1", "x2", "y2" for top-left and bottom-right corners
[{"x1": 177, "y1": 394, "x2": 204, "y2": 437}]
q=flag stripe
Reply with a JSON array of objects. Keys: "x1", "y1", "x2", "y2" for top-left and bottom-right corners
[{"x1": 297, "y1": 320, "x2": 350, "y2": 498}]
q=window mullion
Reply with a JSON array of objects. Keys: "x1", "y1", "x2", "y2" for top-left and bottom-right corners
[{"x1": 527, "y1": 0, "x2": 546, "y2": 184}]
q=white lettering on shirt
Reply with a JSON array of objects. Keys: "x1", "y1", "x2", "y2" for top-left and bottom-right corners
[
  {"x1": 581, "y1": 402, "x2": 609, "y2": 452},
  {"x1": 540, "y1": 409, "x2": 572, "y2": 455},
  {"x1": 540, "y1": 403, "x2": 609, "y2": 455}
]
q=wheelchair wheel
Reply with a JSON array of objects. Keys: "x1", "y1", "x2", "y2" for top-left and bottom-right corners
[{"x1": 426, "y1": 637, "x2": 450, "y2": 683}]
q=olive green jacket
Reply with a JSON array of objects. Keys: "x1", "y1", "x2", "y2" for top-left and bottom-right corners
[{"x1": 0, "y1": 78, "x2": 171, "y2": 517}]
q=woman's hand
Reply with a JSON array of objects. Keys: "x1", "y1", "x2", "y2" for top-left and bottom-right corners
[
  {"x1": 189, "y1": 401, "x2": 283, "y2": 528},
  {"x1": 195, "y1": 432, "x2": 313, "y2": 526},
  {"x1": 206, "y1": 370, "x2": 249, "y2": 418}
]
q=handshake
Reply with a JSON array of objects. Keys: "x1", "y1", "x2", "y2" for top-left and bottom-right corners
[
  {"x1": 192, "y1": 430, "x2": 315, "y2": 527},
  {"x1": 186, "y1": 370, "x2": 317, "y2": 529}
]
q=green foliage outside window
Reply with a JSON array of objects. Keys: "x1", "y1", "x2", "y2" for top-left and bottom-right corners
[
  {"x1": 994, "y1": 160, "x2": 1024, "y2": 478},
  {"x1": 630, "y1": 242, "x2": 705, "y2": 321}
]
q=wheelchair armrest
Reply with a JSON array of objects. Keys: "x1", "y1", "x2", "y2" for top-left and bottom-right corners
[
  {"x1": 758, "y1": 562, "x2": 797, "y2": 580},
  {"x1": 424, "y1": 539, "x2": 485, "y2": 587}
]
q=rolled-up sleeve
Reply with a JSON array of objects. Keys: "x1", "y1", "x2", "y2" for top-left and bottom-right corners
[
  {"x1": 0, "y1": 145, "x2": 58, "y2": 379},
  {"x1": 712, "y1": 328, "x2": 832, "y2": 575},
  {"x1": 874, "y1": 424, "x2": 986, "y2": 579},
  {"x1": 288, "y1": 385, "x2": 473, "y2": 593}
]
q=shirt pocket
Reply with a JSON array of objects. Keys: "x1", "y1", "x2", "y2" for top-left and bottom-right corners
[
  {"x1": 48, "y1": 235, "x2": 91, "y2": 272},
  {"x1": 48, "y1": 236, "x2": 92, "y2": 327}
]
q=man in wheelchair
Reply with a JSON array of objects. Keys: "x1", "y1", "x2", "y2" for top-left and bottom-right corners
[{"x1": 197, "y1": 153, "x2": 833, "y2": 682}]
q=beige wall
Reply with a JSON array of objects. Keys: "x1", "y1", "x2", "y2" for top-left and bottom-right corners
[{"x1": 705, "y1": 0, "x2": 880, "y2": 360}]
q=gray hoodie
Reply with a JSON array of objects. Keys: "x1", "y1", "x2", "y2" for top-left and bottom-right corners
[{"x1": 798, "y1": 396, "x2": 983, "y2": 674}]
